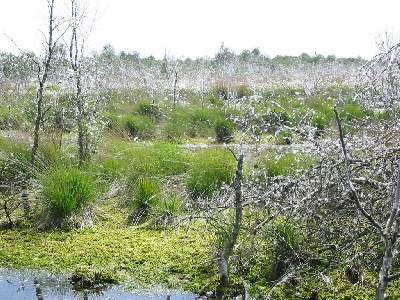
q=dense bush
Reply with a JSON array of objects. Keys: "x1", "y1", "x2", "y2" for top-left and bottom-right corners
[
  {"x1": 215, "y1": 118, "x2": 235, "y2": 143},
  {"x1": 186, "y1": 148, "x2": 236, "y2": 198},
  {"x1": 43, "y1": 167, "x2": 95, "y2": 220}
]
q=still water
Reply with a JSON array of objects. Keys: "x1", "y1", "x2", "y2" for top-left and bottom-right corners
[{"x1": 0, "y1": 269, "x2": 197, "y2": 300}]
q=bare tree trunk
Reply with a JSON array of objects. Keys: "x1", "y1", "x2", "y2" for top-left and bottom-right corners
[
  {"x1": 31, "y1": 0, "x2": 57, "y2": 166},
  {"x1": 217, "y1": 251, "x2": 229, "y2": 296},
  {"x1": 173, "y1": 70, "x2": 178, "y2": 109},
  {"x1": 216, "y1": 153, "x2": 244, "y2": 298},
  {"x1": 377, "y1": 245, "x2": 393, "y2": 300},
  {"x1": 31, "y1": 82, "x2": 44, "y2": 165},
  {"x1": 70, "y1": 0, "x2": 90, "y2": 167}
]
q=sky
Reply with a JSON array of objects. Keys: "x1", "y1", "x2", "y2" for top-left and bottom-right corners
[{"x1": 0, "y1": 0, "x2": 399, "y2": 59}]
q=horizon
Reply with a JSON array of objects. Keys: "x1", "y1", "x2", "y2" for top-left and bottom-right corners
[{"x1": 1, "y1": 0, "x2": 399, "y2": 60}]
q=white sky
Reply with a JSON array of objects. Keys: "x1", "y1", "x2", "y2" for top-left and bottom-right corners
[{"x1": 0, "y1": 0, "x2": 399, "y2": 59}]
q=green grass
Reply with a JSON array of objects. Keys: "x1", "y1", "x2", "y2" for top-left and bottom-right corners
[
  {"x1": 95, "y1": 140, "x2": 190, "y2": 180},
  {"x1": 258, "y1": 151, "x2": 315, "y2": 177},
  {"x1": 131, "y1": 177, "x2": 161, "y2": 213},
  {"x1": 42, "y1": 167, "x2": 95, "y2": 220},
  {"x1": 163, "y1": 106, "x2": 226, "y2": 141},
  {"x1": 186, "y1": 148, "x2": 236, "y2": 198}
]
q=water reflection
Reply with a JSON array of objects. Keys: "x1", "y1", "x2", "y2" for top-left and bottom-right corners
[{"x1": 0, "y1": 269, "x2": 196, "y2": 300}]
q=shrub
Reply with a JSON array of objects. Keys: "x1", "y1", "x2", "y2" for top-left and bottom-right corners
[
  {"x1": 260, "y1": 151, "x2": 315, "y2": 177},
  {"x1": 132, "y1": 177, "x2": 160, "y2": 213},
  {"x1": 43, "y1": 167, "x2": 95, "y2": 220},
  {"x1": 186, "y1": 148, "x2": 236, "y2": 198},
  {"x1": 215, "y1": 119, "x2": 235, "y2": 143}
]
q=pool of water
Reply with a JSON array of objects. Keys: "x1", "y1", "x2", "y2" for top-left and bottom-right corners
[{"x1": 0, "y1": 269, "x2": 197, "y2": 300}]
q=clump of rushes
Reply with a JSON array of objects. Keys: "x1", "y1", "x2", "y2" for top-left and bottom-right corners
[
  {"x1": 151, "y1": 194, "x2": 184, "y2": 227},
  {"x1": 123, "y1": 114, "x2": 155, "y2": 139},
  {"x1": 43, "y1": 166, "x2": 95, "y2": 222},
  {"x1": 131, "y1": 177, "x2": 160, "y2": 218},
  {"x1": 186, "y1": 148, "x2": 236, "y2": 198}
]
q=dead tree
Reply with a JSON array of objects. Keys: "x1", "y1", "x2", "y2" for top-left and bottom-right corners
[
  {"x1": 30, "y1": 0, "x2": 67, "y2": 166},
  {"x1": 334, "y1": 107, "x2": 400, "y2": 300},
  {"x1": 69, "y1": 0, "x2": 89, "y2": 167}
]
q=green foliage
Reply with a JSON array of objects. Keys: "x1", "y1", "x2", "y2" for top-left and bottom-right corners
[
  {"x1": 311, "y1": 112, "x2": 332, "y2": 131},
  {"x1": 131, "y1": 177, "x2": 160, "y2": 213},
  {"x1": 273, "y1": 217, "x2": 302, "y2": 254},
  {"x1": 43, "y1": 167, "x2": 95, "y2": 220},
  {"x1": 186, "y1": 148, "x2": 236, "y2": 198},
  {"x1": 0, "y1": 138, "x2": 32, "y2": 181},
  {"x1": 263, "y1": 109, "x2": 293, "y2": 132},
  {"x1": 0, "y1": 157, "x2": 28, "y2": 194},
  {"x1": 99, "y1": 140, "x2": 190, "y2": 180},
  {"x1": 259, "y1": 151, "x2": 315, "y2": 177},
  {"x1": 163, "y1": 107, "x2": 191, "y2": 140},
  {"x1": 215, "y1": 118, "x2": 235, "y2": 143},
  {"x1": 131, "y1": 142, "x2": 189, "y2": 179}
]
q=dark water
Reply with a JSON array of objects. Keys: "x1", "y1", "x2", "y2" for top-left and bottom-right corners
[{"x1": 0, "y1": 270, "x2": 196, "y2": 300}]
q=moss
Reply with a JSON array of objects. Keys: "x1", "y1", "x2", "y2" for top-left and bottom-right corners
[{"x1": 0, "y1": 220, "x2": 214, "y2": 292}]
